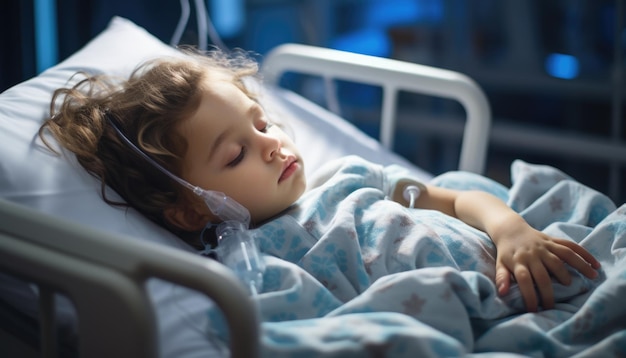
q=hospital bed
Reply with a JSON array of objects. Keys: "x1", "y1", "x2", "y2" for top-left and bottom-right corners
[{"x1": 1, "y1": 15, "x2": 624, "y2": 358}]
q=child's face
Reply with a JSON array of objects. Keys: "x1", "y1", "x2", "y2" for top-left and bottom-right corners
[{"x1": 177, "y1": 78, "x2": 306, "y2": 224}]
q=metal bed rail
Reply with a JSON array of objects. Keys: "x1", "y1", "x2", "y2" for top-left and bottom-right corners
[
  {"x1": 261, "y1": 43, "x2": 492, "y2": 175},
  {"x1": 0, "y1": 198, "x2": 259, "y2": 358}
]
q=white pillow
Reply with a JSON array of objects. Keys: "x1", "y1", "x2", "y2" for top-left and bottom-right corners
[{"x1": 0, "y1": 16, "x2": 190, "y2": 249}]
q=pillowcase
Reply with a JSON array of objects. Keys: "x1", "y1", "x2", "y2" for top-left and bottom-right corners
[{"x1": 0, "y1": 16, "x2": 190, "y2": 249}]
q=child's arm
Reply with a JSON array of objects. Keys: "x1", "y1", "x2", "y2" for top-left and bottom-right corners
[{"x1": 392, "y1": 181, "x2": 601, "y2": 312}]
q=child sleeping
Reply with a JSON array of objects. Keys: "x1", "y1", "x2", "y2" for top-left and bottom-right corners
[{"x1": 39, "y1": 48, "x2": 600, "y2": 318}]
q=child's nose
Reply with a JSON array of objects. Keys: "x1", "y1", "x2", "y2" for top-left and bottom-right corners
[{"x1": 260, "y1": 132, "x2": 281, "y2": 161}]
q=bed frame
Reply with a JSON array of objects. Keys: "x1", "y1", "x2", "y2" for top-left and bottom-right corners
[
  {"x1": 0, "y1": 43, "x2": 491, "y2": 358},
  {"x1": 0, "y1": 199, "x2": 258, "y2": 358},
  {"x1": 262, "y1": 44, "x2": 491, "y2": 174}
]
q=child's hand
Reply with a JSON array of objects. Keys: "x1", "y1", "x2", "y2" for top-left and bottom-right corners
[
  {"x1": 492, "y1": 216, "x2": 601, "y2": 312},
  {"x1": 409, "y1": 186, "x2": 602, "y2": 312}
]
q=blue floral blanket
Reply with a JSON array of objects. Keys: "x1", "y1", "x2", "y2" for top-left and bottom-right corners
[{"x1": 208, "y1": 157, "x2": 626, "y2": 357}]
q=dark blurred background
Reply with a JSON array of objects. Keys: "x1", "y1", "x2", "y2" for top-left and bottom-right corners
[{"x1": 2, "y1": 0, "x2": 624, "y2": 204}]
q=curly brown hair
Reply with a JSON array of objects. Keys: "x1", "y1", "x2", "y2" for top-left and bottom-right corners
[{"x1": 39, "y1": 49, "x2": 259, "y2": 246}]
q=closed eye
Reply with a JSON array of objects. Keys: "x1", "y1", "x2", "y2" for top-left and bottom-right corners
[
  {"x1": 227, "y1": 147, "x2": 246, "y2": 167},
  {"x1": 252, "y1": 103, "x2": 273, "y2": 133},
  {"x1": 259, "y1": 121, "x2": 273, "y2": 133}
]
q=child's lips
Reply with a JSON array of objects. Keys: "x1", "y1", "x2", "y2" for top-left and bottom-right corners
[{"x1": 279, "y1": 157, "x2": 299, "y2": 183}]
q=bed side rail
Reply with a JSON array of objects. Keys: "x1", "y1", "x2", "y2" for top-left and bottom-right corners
[
  {"x1": 261, "y1": 43, "x2": 492, "y2": 174},
  {"x1": 0, "y1": 198, "x2": 259, "y2": 358}
]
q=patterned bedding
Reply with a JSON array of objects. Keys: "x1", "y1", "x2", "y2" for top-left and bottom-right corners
[{"x1": 207, "y1": 156, "x2": 625, "y2": 357}]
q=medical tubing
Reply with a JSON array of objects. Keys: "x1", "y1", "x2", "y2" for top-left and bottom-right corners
[
  {"x1": 216, "y1": 221, "x2": 264, "y2": 296},
  {"x1": 198, "y1": 190, "x2": 250, "y2": 225},
  {"x1": 192, "y1": 0, "x2": 227, "y2": 51},
  {"x1": 193, "y1": 0, "x2": 208, "y2": 51},
  {"x1": 171, "y1": 0, "x2": 227, "y2": 50},
  {"x1": 107, "y1": 117, "x2": 250, "y2": 224},
  {"x1": 403, "y1": 185, "x2": 422, "y2": 209},
  {"x1": 170, "y1": 0, "x2": 190, "y2": 46},
  {"x1": 108, "y1": 116, "x2": 263, "y2": 296}
]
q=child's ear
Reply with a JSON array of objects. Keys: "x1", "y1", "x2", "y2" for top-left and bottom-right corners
[{"x1": 164, "y1": 205, "x2": 212, "y2": 232}]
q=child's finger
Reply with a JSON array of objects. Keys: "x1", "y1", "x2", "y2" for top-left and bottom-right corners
[
  {"x1": 495, "y1": 264, "x2": 511, "y2": 295},
  {"x1": 555, "y1": 238, "x2": 601, "y2": 269},
  {"x1": 513, "y1": 265, "x2": 538, "y2": 312},
  {"x1": 553, "y1": 240, "x2": 600, "y2": 279},
  {"x1": 543, "y1": 252, "x2": 572, "y2": 286},
  {"x1": 531, "y1": 261, "x2": 554, "y2": 310}
]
